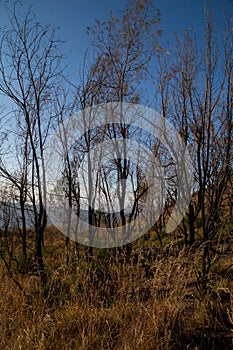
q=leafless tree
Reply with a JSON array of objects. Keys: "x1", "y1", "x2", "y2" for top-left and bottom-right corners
[
  {"x1": 0, "y1": 2, "x2": 65, "y2": 278},
  {"x1": 156, "y1": 11, "x2": 232, "y2": 288},
  {"x1": 64, "y1": 0, "x2": 162, "y2": 257}
]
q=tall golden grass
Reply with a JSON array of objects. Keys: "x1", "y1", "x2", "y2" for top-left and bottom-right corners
[{"x1": 0, "y1": 225, "x2": 232, "y2": 349}]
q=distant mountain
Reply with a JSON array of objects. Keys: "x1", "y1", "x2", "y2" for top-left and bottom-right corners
[{"x1": 0, "y1": 201, "x2": 135, "y2": 230}]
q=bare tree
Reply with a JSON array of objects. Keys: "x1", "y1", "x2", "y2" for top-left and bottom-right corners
[
  {"x1": 0, "y1": 2, "x2": 65, "y2": 277},
  {"x1": 65, "y1": 0, "x2": 162, "y2": 257},
  {"x1": 156, "y1": 10, "x2": 232, "y2": 288}
]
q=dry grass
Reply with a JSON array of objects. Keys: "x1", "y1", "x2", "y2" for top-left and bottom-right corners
[{"x1": 0, "y1": 226, "x2": 233, "y2": 350}]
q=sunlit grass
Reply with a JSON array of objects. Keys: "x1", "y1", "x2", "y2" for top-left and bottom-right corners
[{"x1": 0, "y1": 224, "x2": 232, "y2": 349}]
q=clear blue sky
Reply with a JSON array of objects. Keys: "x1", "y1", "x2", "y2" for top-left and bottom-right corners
[{"x1": 0, "y1": 0, "x2": 232, "y2": 85}]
